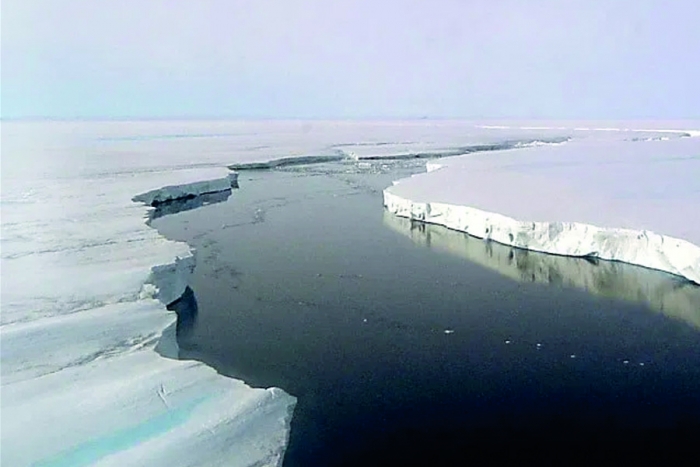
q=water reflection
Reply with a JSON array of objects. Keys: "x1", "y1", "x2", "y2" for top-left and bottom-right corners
[
  {"x1": 384, "y1": 212, "x2": 700, "y2": 329},
  {"x1": 149, "y1": 188, "x2": 233, "y2": 221}
]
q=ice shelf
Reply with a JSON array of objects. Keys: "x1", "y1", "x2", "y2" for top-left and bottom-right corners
[
  {"x1": 1, "y1": 122, "x2": 295, "y2": 466},
  {"x1": 385, "y1": 137, "x2": 700, "y2": 285}
]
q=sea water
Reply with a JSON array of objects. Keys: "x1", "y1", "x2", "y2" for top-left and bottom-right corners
[{"x1": 153, "y1": 159, "x2": 700, "y2": 465}]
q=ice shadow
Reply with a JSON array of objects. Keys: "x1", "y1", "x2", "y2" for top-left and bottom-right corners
[
  {"x1": 166, "y1": 286, "x2": 199, "y2": 340},
  {"x1": 148, "y1": 188, "x2": 234, "y2": 222}
]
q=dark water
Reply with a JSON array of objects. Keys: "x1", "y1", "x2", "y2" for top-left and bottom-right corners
[{"x1": 153, "y1": 160, "x2": 700, "y2": 465}]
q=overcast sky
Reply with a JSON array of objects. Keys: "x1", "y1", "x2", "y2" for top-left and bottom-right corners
[{"x1": 2, "y1": 0, "x2": 699, "y2": 119}]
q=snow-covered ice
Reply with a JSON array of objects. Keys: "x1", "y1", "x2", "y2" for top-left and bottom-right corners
[
  {"x1": 1, "y1": 122, "x2": 297, "y2": 467},
  {"x1": 385, "y1": 135, "x2": 700, "y2": 284},
  {"x1": 2, "y1": 120, "x2": 699, "y2": 466}
]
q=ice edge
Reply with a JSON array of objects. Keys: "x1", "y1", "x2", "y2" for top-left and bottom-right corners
[
  {"x1": 131, "y1": 170, "x2": 295, "y2": 467},
  {"x1": 132, "y1": 173, "x2": 239, "y2": 305},
  {"x1": 132, "y1": 172, "x2": 239, "y2": 208},
  {"x1": 384, "y1": 177, "x2": 700, "y2": 286},
  {"x1": 226, "y1": 138, "x2": 571, "y2": 170}
]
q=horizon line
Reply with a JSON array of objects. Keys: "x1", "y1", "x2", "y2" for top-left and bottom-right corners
[{"x1": 4, "y1": 116, "x2": 700, "y2": 123}]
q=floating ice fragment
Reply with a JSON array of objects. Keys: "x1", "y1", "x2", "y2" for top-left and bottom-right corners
[
  {"x1": 139, "y1": 283, "x2": 159, "y2": 300},
  {"x1": 623, "y1": 360, "x2": 630, "y2": 364},
  {"x1": 570, "y1": 354, "x2": 576, "y2": 359},
  {"x1": 505, "y1": 340, "x2": 511, "y2": 344}
]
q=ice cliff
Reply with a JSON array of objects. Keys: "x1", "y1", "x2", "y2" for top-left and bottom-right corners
[{"x1": 385, "y1": 137, "x2": 700, "y2": 285}]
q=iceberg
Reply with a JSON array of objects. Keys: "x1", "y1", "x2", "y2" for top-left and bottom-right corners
[{"x1": 384, "y1": 137, "x2": 700, "y2": 285}]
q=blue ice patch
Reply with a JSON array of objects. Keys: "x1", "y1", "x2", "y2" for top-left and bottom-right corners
[{"x1": 34, "y1": 396, "x2": 208, "y2": 467}]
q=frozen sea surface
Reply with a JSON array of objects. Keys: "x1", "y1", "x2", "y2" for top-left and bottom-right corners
[{"x1": 1, "y1": 120, "x2": 699, "y2": 466}]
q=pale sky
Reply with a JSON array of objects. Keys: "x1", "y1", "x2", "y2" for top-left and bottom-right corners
[{"x1": 2, "y1": 0, "x2": 699, "y2": 119}]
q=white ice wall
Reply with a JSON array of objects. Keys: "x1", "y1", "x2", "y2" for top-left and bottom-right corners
[{"x1": 385, "y1": 137, "x2": 700, "y2": 285}]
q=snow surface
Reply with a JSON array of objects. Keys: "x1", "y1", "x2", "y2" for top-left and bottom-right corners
[
  {"x1": 385, "y1": 136, "x2": 700, "y2": 285},
  {"x1": 1, "y1": 163, "x2": 295, "y2": 465},
  {"x1": 2, "y1": 120, "x2": 699, "y2": 466},
  {"x1": 1, "y1": 123, "x2": 297, "y2": 467}
]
